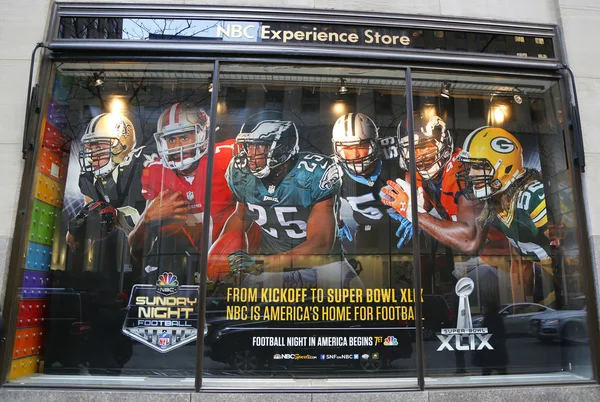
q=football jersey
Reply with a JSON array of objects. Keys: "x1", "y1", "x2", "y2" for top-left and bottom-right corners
[
  {"x1": 340, "y1": 158, "x2": 403, "y2": 254},
  {"x1": 226, "y1": 151, "x2": 341, "y2": 255},
  {"x1": 78, "y1": 153, "x2": 145, "y2": 233},
  {"x1": 141, "y1": 138, "x2": 236, "y2": 251},
  {"x1": 492, "y1": 179, "x2": 550, "y2": 261}
]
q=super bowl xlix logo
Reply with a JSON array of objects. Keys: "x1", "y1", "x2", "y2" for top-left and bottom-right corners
[{"x1": 437, "y1": 277, "x2": 493, "y2": 351}]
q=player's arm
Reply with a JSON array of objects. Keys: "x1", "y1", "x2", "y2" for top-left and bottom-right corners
[
  {"x1": 285, "y1": 196, "x2": 336, "y2": 255},
  {"x1": 418, "y1": 196, "x2": 488, "y2": 254},
  {"x1": 219, "y1": 201, "x2": 253, "y2": 236},
  {"x1": 257, "y1": 196, "x2": 336, "y2": 273},
  {"x1": 128, "y1": 190, "x2": 189, "y2": 260}
]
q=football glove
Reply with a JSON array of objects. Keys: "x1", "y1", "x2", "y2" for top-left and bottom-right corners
[
  {"x1": 380, "y1": 178, "x2": 425, "y2": 222},
  {"x1": 69, "y1": 200, "x2": 117, "y2": 242},
  {"x1": 227, "y1": 251, "x2": 263, "y2": 276},
  {"x1": 395, "y1": 217, "x2": 414, "y2": 248},
  {"x1": 338, "y1": 221, "x2": 354, "y2": 242}
]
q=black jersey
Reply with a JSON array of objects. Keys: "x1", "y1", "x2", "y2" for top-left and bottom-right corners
[
  {"x1": 78, "y1": 155, "x2": 146, "y2": 233},
  {"x1": 340, "y1": 158, "x2": 403, "y2": 254}
]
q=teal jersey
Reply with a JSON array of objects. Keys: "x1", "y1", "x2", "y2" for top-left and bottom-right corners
[
  {"x1": 492, "y1": 179, "x2": 550, "y2": 261},
  {"x1": 226, "y1": 152, "x2": 342, "y2": 255}
]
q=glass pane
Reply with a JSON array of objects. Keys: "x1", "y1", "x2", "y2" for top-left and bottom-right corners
[
  {"x1": 203, "y1": 64, "x2": 418, "y2": 389},
  {"x1": 405, "y1": 71, "x2": 592, "y2": 386},
  {"x1": 6, "y1": 61, "x2": 214, "y2": 388}
]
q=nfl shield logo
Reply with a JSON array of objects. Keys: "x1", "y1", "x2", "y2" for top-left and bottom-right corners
[
  {"x1": 159, "y1": 331, "x2": 171, "y2": 349},
  {"x1": 268, "y1": 185, "x2": 275, "y2": 194}
]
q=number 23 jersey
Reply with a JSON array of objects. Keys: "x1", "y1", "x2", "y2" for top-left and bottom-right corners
[{"x1": 226, "y1": 152, "x2": 342, "y2": 255}]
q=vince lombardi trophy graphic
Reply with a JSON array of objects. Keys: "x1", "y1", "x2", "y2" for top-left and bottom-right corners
[{"x1": 455, "y1": 277, "x2": 474, "y2": 330}]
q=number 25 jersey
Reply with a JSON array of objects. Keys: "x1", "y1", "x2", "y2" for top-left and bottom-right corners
[{"x1": 226, "y1": 152, "x2": 342, "y2": 255}]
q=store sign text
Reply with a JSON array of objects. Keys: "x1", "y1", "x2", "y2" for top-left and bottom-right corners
[{"x1": 217, "y1": 24, "x2": 411, "y2": 46}]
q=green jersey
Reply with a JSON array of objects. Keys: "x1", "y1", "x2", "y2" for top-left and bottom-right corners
[{"x1": 492, "y1": 179, "x2": 550, "y2": 261}]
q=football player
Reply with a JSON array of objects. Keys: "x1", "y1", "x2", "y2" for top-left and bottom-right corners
[
  {"x1": 66, "y1": 113, "x2": 143, "y2": 252},
  {"x1": 331, "y1": 112, "x2": 405, "y2": 252},
  {"x1": 381, "y1": 113, "x2": 482, "y2": 249},
  {"x1": 455, "y1": 127, "x2": 553, "y2": 304},
  {"x1": 128, "y1": 103, "x2": 236, "y2": 284},
  {"x1": 218, "y1": 111, "x2": 359, "y2": 288}
]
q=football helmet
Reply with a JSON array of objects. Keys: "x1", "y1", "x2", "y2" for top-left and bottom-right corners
[
  {"x1": 154, "y1": 103, "x2": 210, "y2": 171},
  {"x1": 234, "y1": 111, "x2": 299, "y2": 178},
  {"x1": 397, "y1": 114, "x2": 453, "y2": 180},
  {"x1": 79, "y1": 113, "x2": 136, "y2": 178},
  {"x1": 456, "y1": 126, "x2": 524, "y2": 200},
  {"x1": 331, "y1": 113, "x2": 380, "y2": 175}
]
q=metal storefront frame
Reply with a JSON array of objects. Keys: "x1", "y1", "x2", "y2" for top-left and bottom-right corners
[{"x1": 0, "y1": 1, "x2": 597, "y2": 392}]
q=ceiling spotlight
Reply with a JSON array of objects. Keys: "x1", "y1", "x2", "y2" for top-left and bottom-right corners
[
  {"x1": 93, "y1": 72, "x2": 104, "y2": 87},
  {"x1": 338, "y1": 78, "x2": 348, "y2": 95},
  {"x1": 513, "y1": 93, "x2": 523, "y2": 104},
  {"x1": 440, "y1": 82, "x2": 451, "y2": 99},
  {"x1": 208, "y1": 82, "x2": 213, "y2": 93}
]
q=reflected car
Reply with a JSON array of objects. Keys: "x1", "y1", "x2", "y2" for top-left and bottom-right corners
[
  {"x1": 472, "y1": 303, "x2": 554, "y2": 336},
  {"x1": 43, "y1": 289, "x2": 94, "y2": 370},
  {"x1": 529, "y1": 296, "x2": 587, "y2": 344}
]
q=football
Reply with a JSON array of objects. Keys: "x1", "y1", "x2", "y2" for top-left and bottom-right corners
[{"x1": 207, "y1": 230, "x2": 249, "y2": 282}]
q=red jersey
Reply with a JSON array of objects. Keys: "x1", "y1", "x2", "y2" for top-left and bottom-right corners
[{"x1": 141, "y1": 139, "x2": 236, "y2": 250}]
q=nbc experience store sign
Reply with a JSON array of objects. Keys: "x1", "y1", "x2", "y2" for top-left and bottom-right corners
[{"x1": 217, "y1": 22, "x2": 412, "y2": 47}]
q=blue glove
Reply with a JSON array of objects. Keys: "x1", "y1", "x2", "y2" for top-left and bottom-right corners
[
  {"x1": 395, "y1": 218, "x2": 414, "y2": 248},
  {"x1": 228, "y1": 251, "x2": 259, "y2": 276},
  {"x1": 338, "y1": 221, "x2": 354, "y2": 242}
]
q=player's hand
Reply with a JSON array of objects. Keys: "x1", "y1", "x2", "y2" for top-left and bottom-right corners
[
  {"x1": 395, "y1": 217, "x2": 414, "y2": 248},
  {"x1": 380, "y1": 179, "x2": 425, "y2": 222},
  {"x1": 228, "y1": 251, "x2": 262, "y2": 276},
  {"x1": 144, "y1": 190, "x2": 189, "y2": 233},
  {"x1": 338, "y1": 221, "x2": 353, "y2": 242}
]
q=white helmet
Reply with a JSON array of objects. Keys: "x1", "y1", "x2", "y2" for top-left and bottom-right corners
[
  {"x1": 397, "y1": 114, "x2": 453, "y2": 180},
  {"x1": 332, "y1": 113, "x2": 380, "y2": 175},
  {"x1": 79, "y1": 113, "x2": 136, "y2": 178},
  {"x1": 154, "y1": 103, "x2": 210, "y2": 171}
]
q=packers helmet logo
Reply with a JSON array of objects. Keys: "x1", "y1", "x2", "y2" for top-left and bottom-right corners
[{"x1": 490, "y1": 137, "x2": 515, "y2": 154}]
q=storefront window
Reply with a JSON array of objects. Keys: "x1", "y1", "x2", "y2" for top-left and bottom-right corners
[
  {"x1": 3, "y1": 61, "x2": 594, "y2": 389},
  {"x1": 202, "y1": 64, "x2": 418, "y2": 388},
  {"x1": 408, "y1": 72, "x2": 592, "y2": 386},
  {"x1": 7, "y1": 62, "x2": 215, "y2": 387}
]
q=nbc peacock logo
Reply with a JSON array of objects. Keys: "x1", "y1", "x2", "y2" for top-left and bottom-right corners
[{"x1": 156, "y1": 272, "x2": 180, "y2": 295}]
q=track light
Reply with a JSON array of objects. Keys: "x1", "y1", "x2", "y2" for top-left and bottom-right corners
[
  {"x1": 338, "y1": 78, "x2": 348, "y2": 95},
  {"x1": 93, "y1": 72, "x2": 104, "y2": 87},
  {"x1": 513, "y1": 88, "x2": 523, "y2": 105},
  {"x1": 440, "y1": 82, "x2": 451, "y2": 99}
]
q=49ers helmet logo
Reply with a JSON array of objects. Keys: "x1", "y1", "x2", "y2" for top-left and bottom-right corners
[{"x1": 490, "y1": 137, "x2": 515, "y2": 154}]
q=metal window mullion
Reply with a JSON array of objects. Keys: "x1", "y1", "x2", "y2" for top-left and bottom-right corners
[
  {"x1": 195, "y1": 60, "x2": 220, "y2": 393},
  {"x1": 405, "y1": 67, "x2": 425, "y2": 391},
  {"x1": 557, "y1": 72, "x2": 600, "y2": 382}
]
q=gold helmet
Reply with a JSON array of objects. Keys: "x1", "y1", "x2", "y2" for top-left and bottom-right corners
[
  {"x1": 456, "y1": 126, "x2": 524, "y2": 200},
  {"x1": 79, "y1": 113, "x2": 136, "y2": 178}
]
